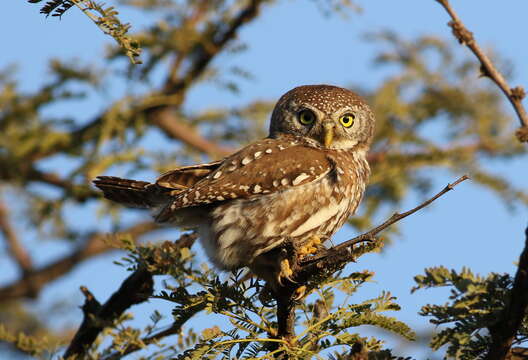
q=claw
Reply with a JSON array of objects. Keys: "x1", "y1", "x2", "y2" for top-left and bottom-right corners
[
  {"x1": 293, "y1": 285, "x2": 307, "y2": 301},
  {"x1": 277, "y1": 258, "x2": 296, "y2": 286}
]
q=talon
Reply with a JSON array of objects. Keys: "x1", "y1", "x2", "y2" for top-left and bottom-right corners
[
  {"x1": 278, "y1": 258, "x2": 295, "y2": 286},
  {"x1": 293, "y1": 285, "x2": 307, "y2": 301}
]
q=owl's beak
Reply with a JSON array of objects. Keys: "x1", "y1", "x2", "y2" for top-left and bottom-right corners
[{"x1": 323, "y1": 122, "x2": 335, "y2": 147}]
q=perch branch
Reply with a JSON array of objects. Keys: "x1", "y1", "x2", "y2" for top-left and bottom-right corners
[
  {"x1": 435, "y1": 0, "x2": 528, "y2": 142},
  {"x1": 272, "y1": 175, "x2": 469, "y2": 357},
  {"x1": 301, "y1": 175, "x2": 469, "y2": 271},
  {"x1": 485, "y1": 226, "x2": 528, "y2": 360}
]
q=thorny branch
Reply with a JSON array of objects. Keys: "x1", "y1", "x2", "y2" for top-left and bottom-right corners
[
  {"x1": 485, "y1": 226, "x2": 528, "y2": 360},
  {"x1": 272, "y1": 175, "x2": 469, "y2": 355},
  {"x1": 434, "y1": 2, "x2": 528, "y2": 357},
  {"x1": 435, "y1": 0, "x2": 528, "y2": 142}
]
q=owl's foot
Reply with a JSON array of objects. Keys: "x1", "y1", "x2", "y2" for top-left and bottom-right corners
[
  {"x1": 277, "y1": 258, "x2": 295, "y2": 286},
  {"x1": 298, "y1": 235, "x2": 322, "y2": 258}
]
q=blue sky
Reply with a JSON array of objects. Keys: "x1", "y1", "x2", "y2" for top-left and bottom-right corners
[{"x1": 2, "y1": 0, "x2": 528, "y2": 358}]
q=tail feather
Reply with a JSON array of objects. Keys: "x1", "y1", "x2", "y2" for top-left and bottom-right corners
[{"x1": 93, "y1": 176, "x2": 173, "y2": 208}]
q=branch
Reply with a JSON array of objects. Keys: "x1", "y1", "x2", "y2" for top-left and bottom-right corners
[
  {"x1": 0, "y1": 201, "x2": 32, "y2": 273},
  {"x1": 270, "y1": 176, "x2": 469, "y2": 358},
  {"x1": 485, "y1": 226, "x2": 528, "y2": 360},
  {"x1": 434, "y1": 0, "x2": 528, "y2": 142},
  {"x1": 297, "y1": 175, "x2": 469, "y2": 275},
  {"x1": 102, "y1": 298, "x2": 205, "y2": 359},
  {"x1": 0, "y1": 222, "x2": 157, "y2": 302},
  {"x1": 147, "y1": 0, "x2": 267, "y2": 157},
  {"x1": 64, "y1": 232, "x2": 198, "y2": 359},
  {"x1": 149, "y1": 109, "x2": 234, "y2": 157},
  {"x1": 63, "y1": 268, "x2": 154, "y2": 358},
  {"x1": 161, "y1": 0, "x2": 266, "y2": 95}
]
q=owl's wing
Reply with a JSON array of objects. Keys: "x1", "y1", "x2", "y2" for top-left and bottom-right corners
[
  {"x1": 155, "y1": 160, "x2": 223, "y2": 190},
  {"x1": 155, "y1": 138, "x2": 335, "y2": 222},
  {"x1": 93, "y1": 160, "x2": 222, "y2": 208}
]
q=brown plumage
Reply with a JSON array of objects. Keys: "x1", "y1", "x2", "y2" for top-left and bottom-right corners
[{"x1": 94, "y1": 84, "x2": 375, "y2": 287}]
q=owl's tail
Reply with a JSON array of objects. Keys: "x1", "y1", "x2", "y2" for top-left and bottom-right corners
[{"x1": 93, "y1": 176, "x2": 173, "y2": 209}]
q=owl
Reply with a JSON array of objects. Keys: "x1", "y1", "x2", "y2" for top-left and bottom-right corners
[{"x1": 94, "y1": 85, "x2": 375, "y2": 289}]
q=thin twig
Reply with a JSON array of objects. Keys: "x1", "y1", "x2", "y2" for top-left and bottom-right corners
[
  {"x1": 485, "y1": 226, "x2": 528, "y2": 360},
  {"x1": 435, "y1": 0, "x2": 528, "y2": 142},
  {"x1": 301, "y1": 175, "x2": 470, "y2": 268},
  {"x1": 332, "y1": 175, "x2": 469, "y2": 253}
]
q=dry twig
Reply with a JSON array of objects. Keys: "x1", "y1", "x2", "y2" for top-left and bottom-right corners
[{"x1": 435, "y1": 0, "x2": 528, "y2": 142}]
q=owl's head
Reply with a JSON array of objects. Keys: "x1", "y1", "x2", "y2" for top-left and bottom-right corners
[{"x1": 269, "y1": 85, "x2": 375, "y2": 150}]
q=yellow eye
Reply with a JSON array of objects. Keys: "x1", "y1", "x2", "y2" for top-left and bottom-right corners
[
  {"x1": 298, "y1": 110, "x2": 315, "y2": 125},
  {"x1": 339, "y1": 113, "x2": 355, "y2": 128}
]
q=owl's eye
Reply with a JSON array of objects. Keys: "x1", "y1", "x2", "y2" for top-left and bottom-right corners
[
  {"x1": 298, "y1": 109, "x2": 315, "y2": 125},
  {"x1": 339, "y1": 113, "x2": 355, "y2": 128}
]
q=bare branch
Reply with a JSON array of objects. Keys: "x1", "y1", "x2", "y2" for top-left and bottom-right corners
[
  {"x1": 329, "y1": 175, "x2": 469, "y2": 255},
  {"x1": 0, "y1": 201, "x2": 32, "y2": 273},
  {"x1": 0, "y1": 222, "x2": 157, "y2": 302},
  {"x1": 485, "y1": 226, "x2": 528, "y2": 360},
  {"x1": 434, "y1": 0, "x2": 528, "y2": 142},
  {"x1": 149, "y1": 109, "x2": 235, "y2": 157}
]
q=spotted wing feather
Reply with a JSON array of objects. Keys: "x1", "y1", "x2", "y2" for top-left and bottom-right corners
[
  {"x1": 155, "y1": 136, "x2": 334, "y2": 222},
  {"x1": 93, "y1": 160, "x2": 222, "y2": 208}
]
